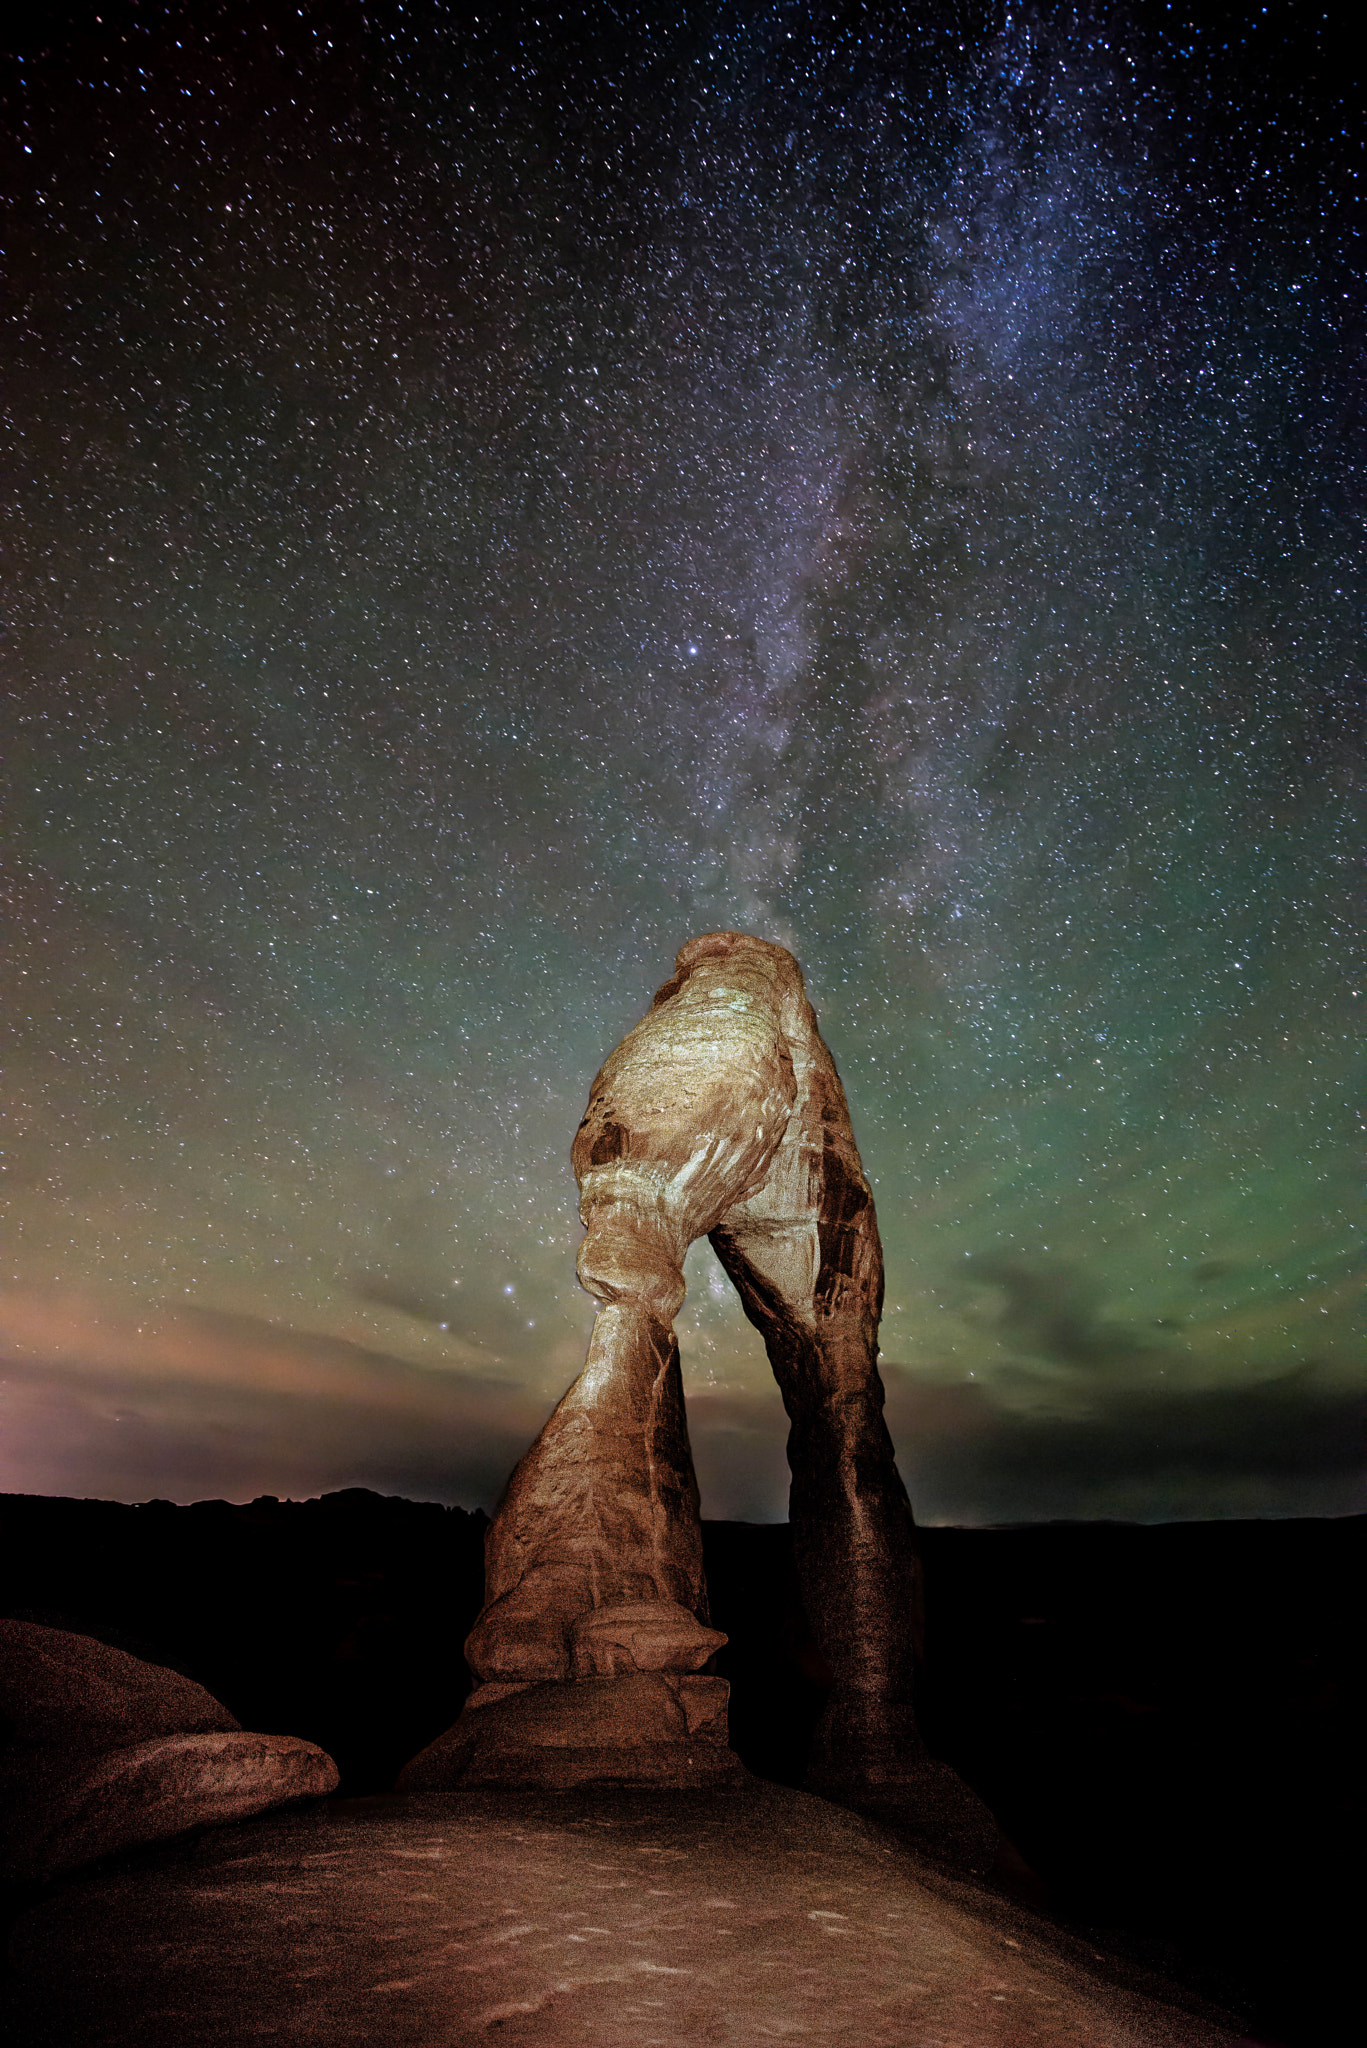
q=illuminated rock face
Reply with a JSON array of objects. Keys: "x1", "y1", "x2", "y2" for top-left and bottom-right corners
[{"x1": 405, "y1": 933, "x2": 997, "y2": 1865}]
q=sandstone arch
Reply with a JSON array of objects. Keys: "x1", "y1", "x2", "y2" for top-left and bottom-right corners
[{"x1": 400, "y1": 932, "x2": 997, "y2": 1866}]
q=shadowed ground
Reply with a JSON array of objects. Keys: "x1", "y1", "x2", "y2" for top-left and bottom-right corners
[{"x1": 1, "y1": 1783, "x2": 1246, "y2": 2047}]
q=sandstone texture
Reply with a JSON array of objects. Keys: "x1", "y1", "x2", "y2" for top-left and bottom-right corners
[
  {"x1": 0, "y1": 1785, "x2": 1244, "y2": 2048},
  {"x1": 0, "y1": 1620, "x2": 339, "y2": 1885},
  {"x1": 423, "y1": 933, "x2": 995, "y2": 1865}
]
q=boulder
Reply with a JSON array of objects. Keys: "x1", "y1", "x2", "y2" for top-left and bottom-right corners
[
  {"x1": 0, "y1": 1621, "x2": 338, "y2": 1885},
  {"x1": 0, "y1": 1615, "x2": 239, "y2": 1753}
]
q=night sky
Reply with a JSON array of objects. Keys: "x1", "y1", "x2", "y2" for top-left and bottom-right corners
[{"x1": 2, "y1": 2, "x2": 1362, "y2": 1524}]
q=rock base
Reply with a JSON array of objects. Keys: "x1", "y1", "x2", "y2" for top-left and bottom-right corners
[
  {"x1": 397, "y1": 1672, "x2": 746, "y2": 1792},
  {"x1": 808, "y1": 1754, "x2": 1004, "y2": 1875}
]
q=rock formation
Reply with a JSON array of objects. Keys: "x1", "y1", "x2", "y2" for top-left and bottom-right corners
[
  {"x1": 402, "y1": 932, "x2": 997, "y2": 1866},
  {"x1": 0, "y1": 1621, "x2": 339, "y2": 1886}
]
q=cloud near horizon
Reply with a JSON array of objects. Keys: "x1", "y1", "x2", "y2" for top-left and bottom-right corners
[
  {"x1": 3, "y1": 1284, "x2": 1361, "y2": 1526},
  {"x1": 0, "y1": 1289, "x2": 545, "y2": 1508}
]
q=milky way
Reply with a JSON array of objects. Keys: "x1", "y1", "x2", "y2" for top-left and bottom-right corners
[{"x1": 2, "y1": 3, "x2": 1362, "y2": 1521}]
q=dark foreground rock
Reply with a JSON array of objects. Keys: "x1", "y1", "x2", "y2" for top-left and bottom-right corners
[
  {"x1": 0, "y1": 1783, "x2": 1245, "y2": 2048},
  {"x1": 2, "y1": 1495, "x2": 1360, "y2": 2037},
  {"x1": 0, "y1": 1621, "x2": 338, "y2": 1884},
  {"x1": 0, "y1": 1487, "x2": 488, "y2": 1794}
]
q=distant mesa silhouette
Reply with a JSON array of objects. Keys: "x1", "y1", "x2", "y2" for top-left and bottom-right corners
[
  {"x1": 400, "y1": 931, "x2": 998, "y2": 1870},
  {"x1": 0, "y1": 1620, "x2": 338, "y2": 1887}
]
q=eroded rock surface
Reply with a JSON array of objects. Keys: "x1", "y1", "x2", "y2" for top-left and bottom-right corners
[
  {"x1": 570, "y1": 1598, "x2": 725, "y2": 1679},
  {"x1": 0, "y1": 1786, "x2": 1242, "y2": 2048},
  {"x1": 0, "y1": 1620, "x2": 339, "y2": 1885},
  {"x1": 419, "y1": 933, "x2": 994, "y2": 1863}
]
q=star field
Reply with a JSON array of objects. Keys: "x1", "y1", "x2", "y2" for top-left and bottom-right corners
[{"x1": 1, "y1": 2, "x2": 1362, "y2": 1521}]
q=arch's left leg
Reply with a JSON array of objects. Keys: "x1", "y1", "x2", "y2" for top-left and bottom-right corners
[
  {"x1": 400, "y1": 934, "x2": 800, "y2": 1792},
  {"x1": 462, "y1": 935, "x2": 802, "y2": 1694}
]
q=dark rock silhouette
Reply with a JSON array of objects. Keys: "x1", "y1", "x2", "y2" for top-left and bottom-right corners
[
  {"x1": 408, "y1": 932, "x2": 996, "y2": 1865},
  {"x1": 0, "y1": 1489, "x2": 488, "y2": 1794},
  {"x1": 0, "y1": 1621, "x2": 338, "y2": 1885},
  {"x1": 1, "y1": 1491, "x2": 1361, "y2": 2042}
]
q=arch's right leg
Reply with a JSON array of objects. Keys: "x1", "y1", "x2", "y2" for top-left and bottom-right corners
[
  {"x1": 711, "y1": 1210, "x2": 999, "y2": 1868},
  {"x1": 709, "y1": 993, "x2": 1001, "y2": 1868},
  {"x1": 707, "y1": 1208, "x2": 924, "y2": 1782}
]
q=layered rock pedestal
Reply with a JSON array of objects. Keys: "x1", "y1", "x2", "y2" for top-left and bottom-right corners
[
  {"x1": 404, "y1": 933, "x2": 996, "y2": 1866},
  {"x1": 0, "y1": 1621, "x2": 339, "y2": 1887}
]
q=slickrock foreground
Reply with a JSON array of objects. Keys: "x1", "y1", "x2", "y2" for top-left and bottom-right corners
[
  {"x1": 0, "y1": 1621, "x2": 338, "y2": 1885},
  {"x1": 427, "y1": 933, "x2": 995, "y2": 1866},
  {"x1": 0, "y1": 1784, "x2": 1247, "y2": 2047}
]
